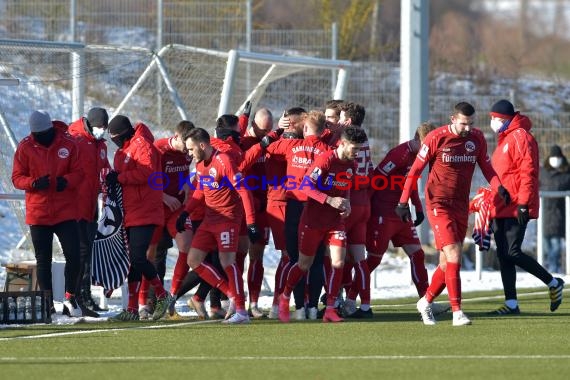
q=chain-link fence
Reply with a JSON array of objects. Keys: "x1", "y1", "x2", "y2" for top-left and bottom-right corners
[{"x1": 2, "y1": 0, "x2": 570, "y2": 261}]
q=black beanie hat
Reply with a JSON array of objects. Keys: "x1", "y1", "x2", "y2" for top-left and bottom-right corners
[
  {"x1": 108, "y1": 115, "x2": 133, "y2": 136},
  {"x1": 87, "y1": 107, "x2": 109, "y2": 129},
  {"x1": 550, "y1": 145, "x2": 563, "y2": 158},
  {"x1": 490, "y1": 99, "x2": 516, "y2": 120}
]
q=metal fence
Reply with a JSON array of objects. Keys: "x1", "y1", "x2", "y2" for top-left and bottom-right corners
[{"x1": 2, "y1": 0, "x2": 570, "y2": 259}]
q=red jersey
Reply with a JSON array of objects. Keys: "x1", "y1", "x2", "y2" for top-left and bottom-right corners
[
  {"x1": 301, "y1": 149, "x2": 356, "y2": 229},
  {"x1": 265, "y1": 154, "x2": 287, "y2": 202},
  {"x1": 349, "y1": 139, "x2": 374, "y2": 206},
  {"x1": 371, "y1": 140, "x2": 422, "y2": 218},
  {"x1": 184, "y1": 149, "x2": 255, "y2": 225},
  {"x1": 400, "y1": 125, "x2": 500, "y2": 211},
  {"x1": 67, "y1": 117, "x2": 111, "y2": 221},
  {"x1": 239, "y1": 135, "x2": 267, "y2": 204},
  {"x1": 154, "y1": 137, "x2": 192, "y2": 202},
  {"x1": 266, "y1": 135, "x2": 331, "y2": 201}
]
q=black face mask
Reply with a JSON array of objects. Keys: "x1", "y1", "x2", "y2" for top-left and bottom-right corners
[
  {"x1": 32, "y1": 128, "x2": 56, "y2": 147},
  {"x1": 111, "y1": 128, "x2": 134, "y2": 148},
  {"x1": 216, "y1": 128, "x2": 241, "y2": 144}
]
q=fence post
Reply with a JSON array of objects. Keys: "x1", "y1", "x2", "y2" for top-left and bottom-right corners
[
  {"x1": 537, "y1": 200, "x2": 544, "y2": 265},
  {"x1": 564, "y1": 195, "x2": 570, "y2": 274}
]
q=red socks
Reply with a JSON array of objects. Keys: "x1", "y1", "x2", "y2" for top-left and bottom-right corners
[
  {"x1": 247, "y1": 258, "x2": 264, "y2": 304},
  {"x1": 326, "y1": 267, "x2": 344, "y2": 307},
  {"x1": 170, "y1": 251, "x2": 189, "y2": 296},
  {"x1": 425, "y1": 265, "x2": 446, "y2": 303},
  {"x1": 193, "y1": 262, "x2": 231, "y2": 297},
  {"x1": 225, "y1": 263, "x2": 246, "y2": 312},
  {"x1": 148, "y1": 276, "x2": 166, "y2": 299},
  {"x1": 445, "y1": 262, "x2": 462, "y2": 312},
  {"x1": 410, "y1": 249, "x2": 429, "y2": 297},
  {"x1": 138, "y1": 277, "x2": 149, "y2": 306},
  {"x1": 273, "y1": 255, "x2": 290, "y2": 305},
  {"x1": 282, "y1": 263, "x2": 306, "y2": 298},
  {"x1": 128, "y1": 281, "x2": 141, "y2": 313}
]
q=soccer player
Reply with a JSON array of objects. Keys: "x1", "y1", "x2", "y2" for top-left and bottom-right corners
[
  {"x1": 324, "y1": 99, "x2": 344, "y2": 124},
  {"x1": 177, "y1": 127, "x2": 258, "y2": 324},
  {"x1": 487, "y1": 99, "x2": 564, "y2": 314},
  {"x1": 265, "y1": 109, "x2": 331, "y2": 319},
  {"x1": 105, "y1": 115, "x2": 174, "y2": 321},
  {"x1": 278, "y1": 125, "x2": 367, "y2": 323},
  {"x1": 239, "y1": 108, "x2": 274, "y2": 318},
  {"x1": 396, "y1": 102, "x2": 511, "y2": 326},
  {"x1": 334, "y1": 102, "x2": 374, "y2": 318},
  {"x1": 137, "y1": 121, "x2": 195, "y2": 319},
  {"x1": 349, "y1": 122, "x2": 448, "y2": 317}
]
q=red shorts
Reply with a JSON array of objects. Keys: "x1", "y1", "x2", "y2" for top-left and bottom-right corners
[
  {"x1": 298, "y1": 223, "x2": 346, "y2": 256},
  {"x1": 366, "y1": 215, "x2": 420, "y2": 254},
  {"x1": 426, "y1": 205, "x2": 468, "y2": 250},
  {"x1": 344, "y1": 204, "x2": 370, "y2": 245},
  {"x1": 266, "y1": 201, "x2": 286, "y2": 251},
  {"x1": 150, "y1": 206, "x2": 182, "y2": 245},
  {"x1": 191, "y1": 221, "x2": 240, "y2": 253}
]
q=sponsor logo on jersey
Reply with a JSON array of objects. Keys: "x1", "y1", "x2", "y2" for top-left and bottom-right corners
[{"x1": 441, "y1": 153, "x2": 476, "y2": 163}]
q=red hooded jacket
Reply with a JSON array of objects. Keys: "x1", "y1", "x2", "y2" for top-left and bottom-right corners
[
  {"x1": 12, "y1": 128, "x2": 83, "y2": 225},
  {"x1": 68, "y1": 117, "x2": 110, "y2": 221},
  {"x1": 113, "y1": 123, "x2": 164, "y2": 227},
  {"x1": 491, "y1": 112, "x2": 539, "y2": 219}
]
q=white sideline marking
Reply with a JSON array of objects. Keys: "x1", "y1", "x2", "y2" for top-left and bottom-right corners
[
  {"x1": 1, "y1": 355, "x2": 570, "y2": 362},
  {"x1": 372, "y1": 289, "x2": 567, "y2": 309},
  {"x1": 0, "y1": 319, "x2": 219, "y2": 341}
]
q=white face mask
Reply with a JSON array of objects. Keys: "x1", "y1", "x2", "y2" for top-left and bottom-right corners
[
  {"x1": 490, "y1": 118, "x2": 504, "y2": 133},
  {"x1": 549, "y1": 157, "x2": 563, "y2": 168},
  {"x1": 92, "y1": 127, "x2": 106, "y2": 140}
]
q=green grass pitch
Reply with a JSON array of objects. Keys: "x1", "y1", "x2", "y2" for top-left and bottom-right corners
[{"x1": 1, "y1": 288, "x2": 568, "y2": 380}]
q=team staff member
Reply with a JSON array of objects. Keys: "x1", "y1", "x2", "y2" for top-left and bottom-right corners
[
  {"x1": 68, "y1": 107, "x2": 111, "y2": 317},
  {"x1": 397, "y1": 102, "x2": 511, "y2": 326},
  {"x1": 488, "y1": 99, "x2": 564, "y2": 314},
  {"x1": 106, "y1": 115, "x2": 174, "y2": 321},
  {"x1": 12, "y1": 110, "x2": 83, "y2": 317}
]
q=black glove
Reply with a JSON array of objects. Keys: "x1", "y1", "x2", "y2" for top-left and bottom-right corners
[
  {"x1": 395, "y1": 203, "x2": 412, "y2": 223},
  {"x1": 413, "y1": 211, "x2": 425, "y2": 227},
  {"x1": 517, "y1": 204, "x2": 529, "y2": 225},
  {"x1": 56, "y1": 176, "x2": 67, "y2": 192},
  {"x1": 260, "y1": 133, "x2": 278, "y2": 149},
  {"x1": 176, "y1": 211, "x2": 190, "y2": 233},
  {"x1": 105, "y1": 171, "x2": 119, "y2": 187},
  {"x1": 498, "y1": 185, "x2": 511, "y2": 205},
  {"x1": 243, "y1": 100, "x2": 252, "y2": 117},
  {"x1": 247, "y1": 223, "x2": 262, "y2": 244},
  {"x1": 32, "y1": 175, "x2": 50, "y2": 190}
]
